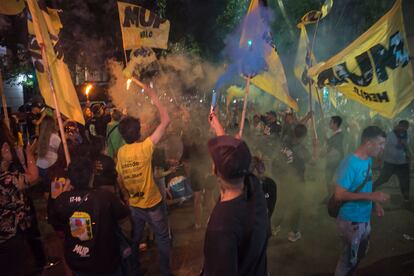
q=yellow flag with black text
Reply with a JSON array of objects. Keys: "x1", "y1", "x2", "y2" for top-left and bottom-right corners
[
  {"x1": 26, "y1": 0, "x2": 84, "y2": 125},
  {"x1": 0, "y1": 0, "x2": 25, "y2": 15},
  {"x1": 308, "y1": 0, "x2": 414, "y2": 118},
  {"x1": 117, "y1": 1, "x2": 170, "y2": 50},
  {"x1": 242, "y1": 0, "x2": 298, "y2": 111}
]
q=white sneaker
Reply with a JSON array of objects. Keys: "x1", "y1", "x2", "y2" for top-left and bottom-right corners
[{"x1": 287, "y1": 231, "x2": 302, "y2": 242}]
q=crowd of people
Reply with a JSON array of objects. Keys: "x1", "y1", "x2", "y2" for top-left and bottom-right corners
[{"x1": 0, "y1": 82, "x2": 412, "y2": 276}]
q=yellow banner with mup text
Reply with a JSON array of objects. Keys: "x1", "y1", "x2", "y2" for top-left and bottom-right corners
[
  {"x1": 117, "y1": 2, "x2": 170, "y2": 50},
  {"x1": 308, "y1": 0, "x2": 414, "y2": 118}
]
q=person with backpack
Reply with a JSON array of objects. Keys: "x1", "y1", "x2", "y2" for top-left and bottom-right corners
[{"x1": 333, "y1": 126, "x2": 390, "y2": 276}]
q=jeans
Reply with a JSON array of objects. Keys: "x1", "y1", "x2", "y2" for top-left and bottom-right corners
[
  {"x1": 130, "y1": 202, "x2": 171, "y2": 276},
  {"x1": 335, "y1": 218, "x2": 371, "y2": 276},
  {"x1": 374, "y1": 162, "x2": 410, "y2": 200}
]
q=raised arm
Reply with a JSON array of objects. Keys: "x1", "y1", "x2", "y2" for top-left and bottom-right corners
[
  {"x1": 145, "y1": 85, "x2": 170, "y2": 145},
  {"x1": 298, "y1": 110, "x2": 313, "y2": 124},
  {"x1": 208, "y1": 111, "x2": 225, "y2": 137}
]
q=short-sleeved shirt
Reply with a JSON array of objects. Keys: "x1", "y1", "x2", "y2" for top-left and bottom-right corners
[
  {"x1": 36, "y1": 133, "x2": 62, "y2": 169},
  {"x1": 336, "y1": 154, "x2": 373, "y2": 222},
  {"x1": 204, "y1": 175, "x2": 269, "y2": 275},
  {"x1": 116, "y1": 138, "x2": 162, "y2": 208},
  {"x1": 106, "y1": 121, "x2": 125, "y2": 159},
  {"x1": 53, "y1": 189, "x2": 129, "y2": 274}
]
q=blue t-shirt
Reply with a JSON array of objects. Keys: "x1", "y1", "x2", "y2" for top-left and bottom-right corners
[{"x1": 336, "y1": 154, "x2": 373, "y2": 222}]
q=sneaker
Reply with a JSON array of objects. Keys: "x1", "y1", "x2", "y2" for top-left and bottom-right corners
[
  {"x1": 287, "y1": 231, "x2": 302, "y2": 242},
  {"x1": 271, "y1": 225, "x2": 281, "y2": 237}
]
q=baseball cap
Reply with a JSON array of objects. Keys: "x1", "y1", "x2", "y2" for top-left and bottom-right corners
[{"x1": 207, "y1": 135, "x2": 251, "y2": 182}]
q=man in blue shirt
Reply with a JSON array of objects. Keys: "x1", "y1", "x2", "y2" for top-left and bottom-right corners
[{"x1": 334, "y1": 126, "x2": 390, "y2": 276}]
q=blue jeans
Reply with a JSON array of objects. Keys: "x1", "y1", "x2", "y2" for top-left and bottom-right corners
[
  {"x1": 130, "y1": 202, "x2": 171, "y2": 276},
  {"x1": 335, "y1": 218, "x2": 371, "y2": 276}
]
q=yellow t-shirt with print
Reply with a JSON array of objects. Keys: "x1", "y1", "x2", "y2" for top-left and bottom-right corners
[{"x1": 116, "y1": 138, "x2": 161, "y2": 208}]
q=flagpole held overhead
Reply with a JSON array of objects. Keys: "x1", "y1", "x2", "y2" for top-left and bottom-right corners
[
  {"x1": 238, "y1": 78, "x2": 251, "y2": 138},
  {"x1": 26, "y1": 0, "x2": 78, "y2": 166}
]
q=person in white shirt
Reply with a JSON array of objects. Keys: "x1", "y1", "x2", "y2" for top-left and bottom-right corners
[{"x1": 37, "y1": 116, "x2": 61, "y2": 177}]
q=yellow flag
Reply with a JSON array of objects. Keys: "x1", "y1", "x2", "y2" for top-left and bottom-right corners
[
  {"x1": 294, "y1": 24, "x2": 336, "y2": 107},
  {"x1": 321, "y1": 0, "x2": 333, "y2": 18},
  {"x1": 226, "y1": 85, "x2": 245, "y2": 106},
  {"x1": 300, "y1": 0, "x2": 333, "y2": 25},
  {"x1": 27, "y1": 0, "x2": 84, "y2": 125},
  {"x1": 293, "y1": 24, "x2": 317, "y2": 95},
  {"x1": 0, "y1": 0, "x2": 25, "y2": 15},
  {"x1": 241, "y1": 0, "x2": 299, "y2": 111},
  {"x1": 308, "y1": 0, "x2": 414, "y2": 118},
  {"x1": 117, "y1": 2, "x2": 170, "y2": 50}
]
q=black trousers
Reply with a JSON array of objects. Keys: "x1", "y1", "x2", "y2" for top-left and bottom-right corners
[
  {"x1": 26, "y1": 197, "x2": 47, "y2": 267},
  {"x1": 0, "y1": 234, "x2": 25, "y2": 276},
  {"x1": 374, "y1": 162, "x2": 410, "y2": 200}
]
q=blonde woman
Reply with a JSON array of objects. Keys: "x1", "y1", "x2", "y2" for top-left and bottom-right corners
[{"x1": 36, "y1": 116, "x2": 61, "y2": 177}]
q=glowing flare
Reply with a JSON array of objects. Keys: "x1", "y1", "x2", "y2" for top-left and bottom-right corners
[
  {"x1": 126, "y1": 79, "x2": 132, "y2": 90},
  {"x1": 85, "y1": 84, "x2": 93, "y2": 96}
]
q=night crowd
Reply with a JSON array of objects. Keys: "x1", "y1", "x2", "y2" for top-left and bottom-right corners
[{"x1": 0, "y1": 84, "x2": 412, "y2": 276}]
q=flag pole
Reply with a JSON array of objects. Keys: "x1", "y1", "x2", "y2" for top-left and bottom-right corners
[
  {"x1": 238, "y1": 77, "x2": 251, "y2": 138},
  {"x1": 40, "y1": 46, "x2": 71, "y2": 166},
  {"x1": 307, "y1": 16, "x2": 322, "y2": 149},
  {"x1": 0, "y1": 70, "x2": 10, "y2": 130},
  {"x1": 315, "y1": 87, "x2": 325, "y2": 119}
]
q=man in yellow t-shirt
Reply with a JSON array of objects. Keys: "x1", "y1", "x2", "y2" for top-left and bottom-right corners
[{"x1": 116, "y1": 83, "x2": 171, "y2": 276}]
